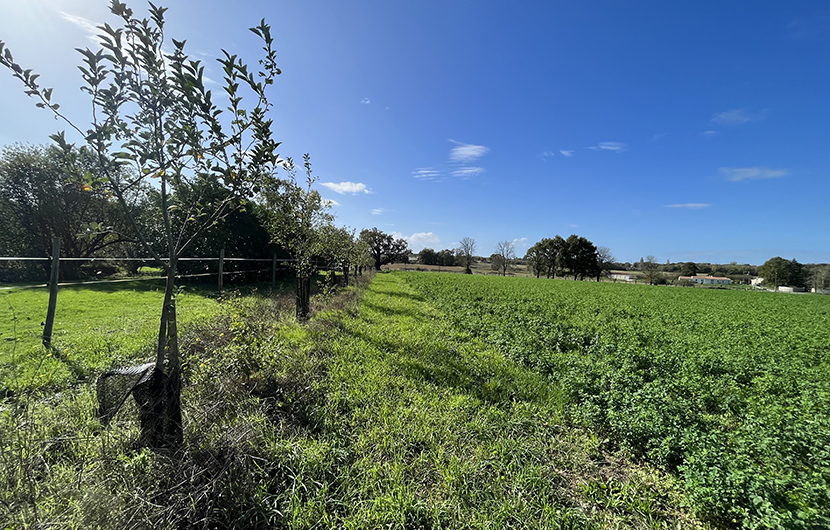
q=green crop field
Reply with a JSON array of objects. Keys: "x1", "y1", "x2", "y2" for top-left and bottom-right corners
[
  {"x1": 3, "y1": 272, "x2": 828, "y2": 529},
  {"x1": 0, "y1": 280, "x2": 220, "y2": 395},
  {"x1": 399, "y1": 272, "x2": 830, "y2": 528}
]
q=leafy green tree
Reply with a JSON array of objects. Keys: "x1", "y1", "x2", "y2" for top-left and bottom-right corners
[
  {"x1": 525, "y1": 236, "x2": 565, "y2": 279},
  {"x1": 679, "y1": 262, "x2": 699, "y2": 277},
  {"x1": 561, "y1": 234, "x2": 599, "y2": 281},
  {"x1": 2, "y1": 1, "x2": 283, "y2": 447},
  {"x1": 524, "y1": 244, "x2": 544, "y2": 278},
  {"x1": 318, "y1": 224, "x2": 358, "y2": 288},
  {"x1": 0, "y1": 144, "x2": 142, "y2": 279},
  {"x1": 359, "y1": 227, "x2": 409, "y2": 271},
  {"x1": 758, "y1": 257, "x2": 804, "y2": 288},
  {"x1": 418, "y1": 247, "x2": 438, "y2": 265},
  {"x1": 436, "y1": 249, "x2": 457, "y2": 267},
  {"x1": 262, "y1": 155, "x2": 332, "y2": 320}
]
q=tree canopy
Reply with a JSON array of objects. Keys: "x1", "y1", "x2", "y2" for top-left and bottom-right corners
[
  {"x1": 359, "y1": 227, "x2": 409, "y2": 271},
  {"x1": 758, "y1": 257, "x2": 804, "y2": 288}
]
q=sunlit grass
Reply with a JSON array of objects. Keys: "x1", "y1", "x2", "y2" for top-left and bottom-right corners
[{"x1": 0, "y1": 279, "x2": 219, "y2": 393}]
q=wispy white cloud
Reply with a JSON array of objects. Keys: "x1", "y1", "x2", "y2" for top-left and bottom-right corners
[
  {"x1": 448, "y1": 139, "x2": 489, "y2": 163},
  {"x1": 720, "y1": 167, "x2": 789, "y2": 182},
  {"x1": 568, "y1": 223, "x2": 578, "y2": 227},
  {"x1": 322, "y1": 198, "x2": 340, "y2": 207},
  {"x1": 60, "y1": 12, "x2": 102, "y2": 44},
  {"x1": 711, "y1": 108, "x2": 766, "y2": 125},
  {"x1": 559, "y1": 150, "x2": 574, "y2": 157},
  {"x1": 652, "y1": 133, "x2": 667, "y2": 142},
  {"x1": 586, "y1": 142, "x2": 628, "y2": 152},
  {"x1": 451, "y1": 167, "x2": 484, "y2": 179},
  {"x1": 371, "y1": 208, "x2": 387, "y2": 216},
  {"x1": 513, "y1": 237, "x2": 529, "y2": 248},
  {"x1": 539, "y1": 150, "x2": 556, "y2": 160},
  {"x1": 361, "y1": 98, "x2": 371, "y2": 104},
  {"x1": 665, "y1": 203, "x2": 711, "y2": 209},
  {"x1": 412, "y1": 168, "x2": 441, "y2": 181},
  {"x1": 702, "y1": 130, "x2": 717, "y2": 136},
  {"x1": 320, "y1": 181, "x2": 372, "y2": 194}
]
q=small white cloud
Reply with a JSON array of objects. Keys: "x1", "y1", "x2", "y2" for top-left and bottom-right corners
[
  {"x1": 448, "y1": 139, "x2": 489, "y2": 163},
  {"x1": 568, "y1": 223, "x2": 578, "y2": 228},
  {"x1": 407, "y1": 232, "x2": 442, "y2": 251},
  {"x1": 322, "y1": 199, "x2": 340, "y2": 207},
  {"x1": 539, "y1": 150, "x2": 556, "y2": 160},
  {"x1": 711, "y1": 108, "x2": 766, "y2": 125},
  {"x1": 559, "y1": 150, "x2": 574, "y2": 157},
  {"x1": 361, "y1": 98, "x2": 371, "y2": 104},
  {"x1": 587, "y1": 142, "x2": 628, "y2": 152},
  {"x1": 513, "y1": 237, "x2": 529, "y2": 248},
  {"x1": 371, "y1": 208, "x2": 386, "y2": 216},
  {"x1": 60, "y1": 12, "x2": 101, "y2": 44},
  {"x1": 320, "y1": 181, "x2": 371, "y2": 194},
  {"x1": 412, "y1": 168, "x2": 441, "y2": 180},
  {"x1": 665, "y1": 203, "x2": 711, "y2": 209},
  {"x1": 702, "y1": 130, "x2": 717, "y2": 135},
  {"x1": 720, "y1": 167, "x2": 790, "y2": 182},
  {"x1": 451, "y1": 167, "x2": 484, "y2": 179}
]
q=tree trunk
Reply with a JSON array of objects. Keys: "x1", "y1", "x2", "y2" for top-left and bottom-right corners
[
  {"x1": 138, "y1": 258, "x2": 183, "y2": 448},
  {"x1": 296, "y1": 274, "x2": 311, "y2": 321},
  {"x1": 343, "y1": 261, "x2": 350, "y2": 286}
]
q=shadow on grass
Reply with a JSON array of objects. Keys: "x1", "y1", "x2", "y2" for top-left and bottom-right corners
[{"x1": 346, "y1": 289, "x2": 553, "y2": 408}]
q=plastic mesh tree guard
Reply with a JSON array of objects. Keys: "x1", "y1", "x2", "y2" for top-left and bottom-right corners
[{"x1": 96, "y1": 362, "x2": 156, "y2": 425}]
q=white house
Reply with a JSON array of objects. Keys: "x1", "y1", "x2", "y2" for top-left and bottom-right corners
[
  {"x1": 678, "y1": 275, "x2": 733, "y2": 285},
  {"x1": 611, "y1": 272, "x2": 637, "y2": 282}
]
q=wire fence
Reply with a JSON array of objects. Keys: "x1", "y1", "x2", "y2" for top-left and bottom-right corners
[{"x1": 1, "y1": 239, "x2": 302, "y2": 347}]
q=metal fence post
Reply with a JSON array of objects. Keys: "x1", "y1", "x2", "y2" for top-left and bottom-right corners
[{"x1": 42, "y1": 236, "x2": 60, "y2": 348}]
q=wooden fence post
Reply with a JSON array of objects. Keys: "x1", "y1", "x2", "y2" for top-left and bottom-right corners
[
  {"x1": 271, "y1": 253, "x2": 277, "y2": 288},
  {"x1": 42, "y1": 236, "x2": 60, "y2": 349},
  {"x1": 218, "y1": 248, "x2": 225, "y2": 292}
]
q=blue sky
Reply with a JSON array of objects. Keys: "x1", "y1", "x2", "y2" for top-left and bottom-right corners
[{"x1": 2, "y1": 1, "x2": 828, "y2": 264}]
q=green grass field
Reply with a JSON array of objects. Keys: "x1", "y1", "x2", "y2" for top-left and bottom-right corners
[{"x1": 0, "y1": 279, "x2": 220, "y2": 394}]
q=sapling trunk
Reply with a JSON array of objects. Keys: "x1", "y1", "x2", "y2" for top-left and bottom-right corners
[{"x1": 296, "y1": 274, "x2": 311, "y2": 321}]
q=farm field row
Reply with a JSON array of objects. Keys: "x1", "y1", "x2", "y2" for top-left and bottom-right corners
[{"x1": 399, "y1": 272, "x2": 830, "y2": 529}]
